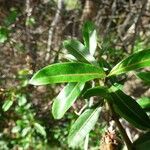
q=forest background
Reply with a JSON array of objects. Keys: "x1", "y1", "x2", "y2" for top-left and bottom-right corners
[{"x1": 0, "y1": 0, "x2": 150, "y2": 149}]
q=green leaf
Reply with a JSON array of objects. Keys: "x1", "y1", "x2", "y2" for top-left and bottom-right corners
[
  {"x1": 29, "y1": 62, "x2": 105, "y2": 85},
  {"x1": 63, "y1": 40, "x2": 98, "y2": 66},
  {"x1": 82, "y1": 21, "x2": 97, "y2": 56},
  {"x1": 137, "y1": 72, "x2": 150, "y2": 85},
  {"x1": 2, "y1": 99, "x2": 13, "y2": 112},
  {"x1": 25, "y1": 16, "x2": 36, "y2": 27},
  {"x1": 52, "y1": 82, "x2": 85, "y2": 119},
  {"x1": 0, "y1": 27, "x2": 8, "y2": 43},
  {"x1": 4, "y1": 8, "x2": 18, "y2": 26},
  {"x1": 11, "y1": 126, "x2": 21, "y2": 133},
  {"x1": 108, "y1": 49, "x2": 150, "y2": 76},
  {"x1": 18, "y1": 95, "x2": 27, "y2": 106},
  {"x1": 137, "y1": 97, "x2": 150, "y2": 111},
  {"x1": 109, "y1": 87, "x2": 150, "y2": 130},
  {"x1": 83, "y1": 86, "x2": 108, "y2": 99},
  {"x1": 21, "y1": 127, "x2": 31, "y2": 137},
  {"x1": 34, "y1": 123, "x2": 46, "y2": 137},
  {"x1": 68, "y1": 107, "x2": 101, "y2": 147},
  {"x1": 133, "y1": 132, "x2": 150, "y2": 150}
]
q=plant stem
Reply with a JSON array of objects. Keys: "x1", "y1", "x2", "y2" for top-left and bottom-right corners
[{"x1": 107, "y1": 102, "x2": 133, "y2": 150}]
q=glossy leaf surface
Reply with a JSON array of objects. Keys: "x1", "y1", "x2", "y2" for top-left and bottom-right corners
[
  {"x1": 82, "y1": 21, "x2": 97, "y2": 56},
  {"x1": 29, "y1": 62, "x2": 105, "y2": 85},
  {"x1": 83, "y1": 86, "x2": 108, "y2": 99},
  {"x1": 108, "y1": 49, "x2": 150, "y2": 76},
  {"x1": 68, "y1": 107, "x2": 101, "y2": 147},
  {"x1": 63, "y1": 40, "x2": 98, "y2": 66},
  {"x1": 109, "y1": 87, "x2": 150, "y2": 130},
  {"x1": 137, "y1": 72, "x2": 150, "y2": 85},
  {"x1": 52, "y1": 82, "x2": 85, "y2": 119}
]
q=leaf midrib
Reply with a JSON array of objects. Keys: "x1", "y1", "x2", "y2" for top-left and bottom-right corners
[
  {"x1": 38, "y1": 72, "x2": 104, "y2": 80},
  {"x1": 57, "y1": 83, "x2": 83, "y2": 114},
  {"x1": 67, "y1": 43, "x2": 97, "y2": 66},
  {"x1": 70, "y1": 108, "x2": 100, "y2": 142},
  {"x1": 110, "y1": 58, "x2": 150, "y2": 75},
  {"x1": 65, "y1": 83, "x2": 83, "y2": 107}
]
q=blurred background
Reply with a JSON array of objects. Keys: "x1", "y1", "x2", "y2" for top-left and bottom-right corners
[{"x1": 0, "y1": 0, "x2": 150, "y2": 149}]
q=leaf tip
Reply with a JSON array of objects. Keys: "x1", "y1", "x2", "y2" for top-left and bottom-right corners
[{"x1": 52, "y1": 105, "x2": 63, "y2": 120}]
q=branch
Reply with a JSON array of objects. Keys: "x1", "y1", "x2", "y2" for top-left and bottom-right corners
[
  {"x1": 45, "y1": 0, "x2": 64, "y2": 62},
  {"x1": 130, "y1": 0, "x2": 148, "y2": 52},
  {"x1": 107, "y1": 102, "x2": 133, "y2": 150}
]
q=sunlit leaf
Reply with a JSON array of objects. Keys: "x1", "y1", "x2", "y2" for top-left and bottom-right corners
[
  {"x1": 68, "y1": 107, "x2": 101, "y2": 147},
  {"x1": 82, "y1": 21, "x2": 97, "y2": 56},
  {"x1": 29, "y1": 62, "x2": 105, "y2": 85},
  {"x1": 11, "y1": 126, "x2": 21, "y2": 133},
  {"x1": 52, "y1": 82, "x2": 85, "y2": 119},
  {"x1": 108, "y1": 87, "x2": 150, "y2": 130},
  {"x1": 21, "y1": 127, "x2": 31, "y2": 137},
  {"x1": 63, "y1": 40, "x2": 98, "y2": 66},
  {"x1": 108, "y1": 49, "x2": 150, "y2": 76},
  {"x1": 18, "y1": 94, "x2": 27, "y2": 106},
  {"x1": 133, "y1": 132, "x2": 150, "y2": 150},
  {"x1": 137, "y1": 97, "x2": 150, "y2": 111},
  {"x1": 2, "y1": 99, "x2": 13, "y2": 112},
  {"x1": 34, "y1": 123, "x2": 46, "y2": 137},
  {"x1": 137, "y1": 72, "x2": 150, "y2": 85}
]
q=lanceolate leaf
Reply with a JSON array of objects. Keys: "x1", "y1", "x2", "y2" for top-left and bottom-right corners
[
  {"x1": 108, "y1": 49, "x2": 150, "y2": 76},
  {"x1": 83, "y1": 86, "x2": 108, "y2": 99},
  {"x1": 63, "y1": 40, "x2": 98, "y2": 66},
  {"x1": 82, "y1": 21, "x2": 97, "y2": 56},
  {"x1": 52, "y1": 82, "x2": 85, "y2": 119},
  {"x1": 137, "y1": 72, "x2": 150, "y2": 85},
  {"x1": 29, "y1": 62, "x2": 105, "y2": 85},
  {"x1": 34, "y1": 123, "x2": 46, "y2": 137},
  {"x1": 68, "y1": 107, "x2": 101, "y2": 147},
  {"x1": 137, "y1": 97, "x2": 150, "y2": 111},
  {"x1": 108, "y1": 87, "x2": 150, "y2": 130},
  {"x1": 2, "y1": 99, "x2": 13, "y2": 112},
  {"x1": 133, "y1": 132, "x2": 150, "y2": 150}
]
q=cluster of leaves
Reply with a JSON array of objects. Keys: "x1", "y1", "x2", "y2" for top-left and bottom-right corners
[
  {"x1": 1, "y1": 70, "x2": 47, "y2": 150},
  {"x1": 29, "y1": 21, "x2": 150, "y2": 149},
  {"x1": 0, "y1": 8, "x2": 19, "y2": 43}
]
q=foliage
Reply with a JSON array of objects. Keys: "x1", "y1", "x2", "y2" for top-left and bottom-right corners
[
  {"x1": 30, "y1": 21, "x2": 150, "y2": 149},
  {"x1": 0, "y1": 8, "x2": 19, "y2": 43},
  {"x1": 1, "y1": 70, "x2": 47, "y2": 150}
]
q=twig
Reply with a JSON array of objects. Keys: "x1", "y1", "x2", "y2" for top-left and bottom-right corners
[
  {"x1": 45, "y1": 0, "x2": 64, "y2": 62},
  {"x1": 130, "y1": 0, "x2": 148, "y2": 53},
  {"x1": 25, "y1": 0, "x2": 37, "y2": 72},
  {"x1": 103, "y1": 0, "x2": 117, "y2": 38},
  {"x1": 107, "y1": 102, "x2": 133, "y2": 150}
]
